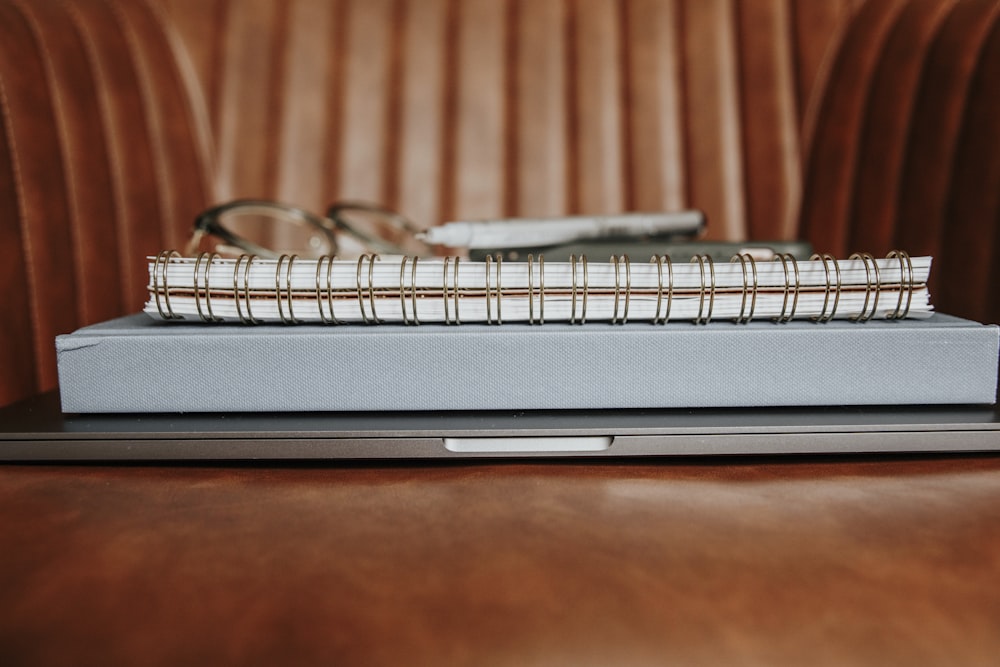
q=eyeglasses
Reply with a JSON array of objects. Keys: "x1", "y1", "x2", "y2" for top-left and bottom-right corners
[{"x1": 185, "y1": 199, "x2": 433, "y2": 259}]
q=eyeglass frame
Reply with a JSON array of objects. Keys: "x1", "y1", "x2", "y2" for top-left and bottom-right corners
[{"x1": 186, "y1": 198, "x2": 428, "y2": 258}]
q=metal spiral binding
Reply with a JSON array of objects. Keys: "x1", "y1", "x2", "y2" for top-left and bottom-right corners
[
  {"x1": 730, "y1": 253, "x2": 759, "y2": 324},
  {"x1": 191, "y1": 252, "x2": 209, "y2": 321},
  {"x1": 441, "y1": 256, "x2": 462, "y2": 325},
  {"x1": 152, "y1": 250, "x2": 182, "y2": 320},
  {"x1": 232, "y1": 254, "x2": 262, "y2": 324},
  {"x1": 569, "y1": 255, "x2": 578, "y2": 323},
  {"x1": 849, "y1": 252, "x2": 880, "y2": 322},
  {"x1": 371, "y1": 254, "x2": 383, "y2": 323},
  {"x1": 522, "y1": 254, "x2": 547, "y2": 324},
  {"x1": 611, "y1": 255, "x2": 631, "y2": 324},
  {"x1": 356, "y1": 254, "x2": 382, "y2": 324},
  {"x1": 411, "y1": 256, "x2": 422, "y2": 324},
  {"x1": 232, "y1": 254, "x2": 246, "y2": 323},
  {"x1": 399, "y1": 256, "x2": 416, "y2": 325},
  {"x1": 275, "y1": 254, "x2": 301, "y2": 324},
  {"x1": 494, "y1": 254, "x2": 503, "y2": 324},
  {"x1": 453, "y1": 256, "x2": 461, "y2": 324},
  {"x1": 650, "y1": 255, "x2": 674, "y2": 325},
  {"x1": 192, "y1": 252, "x2": 222, "y2": 322},
  {"x1": 355, "y1": 254, "x2": 368, "y2": 323},
  {"x1": 399, "y1": 256, "x2": 410, "y2": 324},
  {"x1": 315, "y1": 255, "x2": 344, "y2": 324},
  {"x1": 243, "y1": 254, "x2": 261, "y2": 324},
  {"x1": 809, "y1": 253, "x2": 841, "y2": 323},
  {"x1": 569, "y1": 254, "x2": 589, "y2": 324},
  {"x1": 441, "y1": 257, "x2": 451, "y2": 324},
  {"x1": 484, "y1": 255, "x2": 494, "y2": 324},
  {"x1": 538, "y1": 255, "x2": 545, "y2": 324},
  {"x1": 886, "y1": 250, "x2": 913, "y2": 320},
  {"x1": 527, "y1": 255, "x2": 540, "y2": 324},
  {"x1": 772, "y1": 253, "x2": 800, "y2": 323},
  {"x1": 691, "y1": 255, "x2": 715, "y2": 324}
]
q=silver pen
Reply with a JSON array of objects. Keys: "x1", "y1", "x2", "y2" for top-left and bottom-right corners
[{"x1": 417, "y1": 211, "x2": 705, "y2": 249}]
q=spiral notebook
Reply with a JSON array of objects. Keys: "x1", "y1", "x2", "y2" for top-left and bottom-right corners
[{"x1": 145, "y1": 251, "x2": 931, "y2": 325}]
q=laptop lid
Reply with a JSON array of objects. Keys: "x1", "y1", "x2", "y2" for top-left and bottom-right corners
[{"x1": 1, "y1": 392, "x2": 998, "y2": 461}]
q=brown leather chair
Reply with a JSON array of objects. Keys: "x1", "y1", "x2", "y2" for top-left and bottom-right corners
[
  {"x1": 799, "y1": 0, "x2": 1000, "y2": 322},
  {"x1": 2, "y1": 0, "x2": 998, "y2": 407}
]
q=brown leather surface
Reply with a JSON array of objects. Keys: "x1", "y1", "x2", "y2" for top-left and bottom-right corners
[
  {"x1": 160, "y1": 0, "x2": 852, "y2": 237},
  {"x1": 2, "y1": 456, "x2": 1000, "y2": 664},
  {"x1": 0, "y1": 0, "x2": 211, "y2": 407},
  {"x1": 0, "y1": 0, "x2": 81, "y2": 395},
  {"x1": 936, "y1": 6, "x2": 1000, "y2": 325},
  {"x1": 800, "y1": 0, "x2": 1000, "y2": 324},
  {"x1": 799, "y1": 0, "x2": 909, "y2": 257}
]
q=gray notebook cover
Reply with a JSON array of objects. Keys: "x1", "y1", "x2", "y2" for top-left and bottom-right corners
[{"x1": 55, "y1": 313, "x2": 999, "y2": 413}]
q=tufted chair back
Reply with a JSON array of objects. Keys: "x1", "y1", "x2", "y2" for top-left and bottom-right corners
[
  {"x1": 799, "y1": 0, "x2": 1000, "y2": 324},
  {"x1": 158, "y1": 0, "x2": 853, "y2": 238},
  {"x1": 0, "y1": 0, "x2": 212, "y2": 405}
]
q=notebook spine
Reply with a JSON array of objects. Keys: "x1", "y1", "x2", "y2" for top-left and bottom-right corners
[{"x1": 148, "y1": 249, "x2": 924, "y2": 325}]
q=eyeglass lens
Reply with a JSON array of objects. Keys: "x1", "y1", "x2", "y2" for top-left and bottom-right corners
[
  {"x1": 331, "y1": 205, "x2": 430, "y2": 256},
  {"x1": 209, "y1": 204, "x2": 336, "y2": 258}
]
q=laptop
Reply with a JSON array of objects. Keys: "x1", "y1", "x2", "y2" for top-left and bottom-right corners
[{"x1": 1, "y1": 391, "x2": 998, "y2": 460}]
